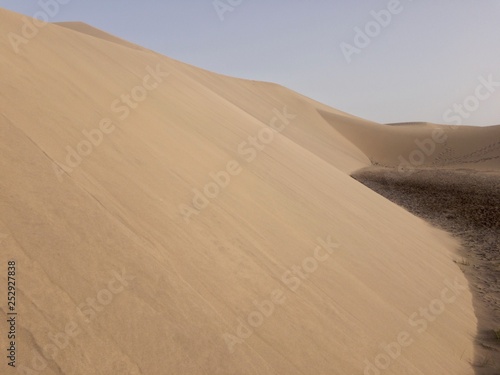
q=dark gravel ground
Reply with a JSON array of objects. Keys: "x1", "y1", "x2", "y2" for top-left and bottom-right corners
[{"x1": 352, "y1": 167, "x2": 500, "y2": 374}]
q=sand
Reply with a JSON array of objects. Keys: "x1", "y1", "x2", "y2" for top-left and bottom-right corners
[
  {"x1": 353, "y1": 168, "x2": 500, "y2": 374},
  {"x1": 0, "y1": 7, "x2": 496, "y2": 374}
]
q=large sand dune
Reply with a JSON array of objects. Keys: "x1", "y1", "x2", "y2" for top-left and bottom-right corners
[{"x1": 0, "y1": 7, "x2": 493, "y2": 374}]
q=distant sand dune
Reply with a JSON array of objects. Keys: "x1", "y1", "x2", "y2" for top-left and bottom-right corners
[
  {"x1": 386, "y1": 121, "x2": 429, "y2": 126},
  {"x1": 319, "y1": 109, "x2": 500, "y2": 171}
]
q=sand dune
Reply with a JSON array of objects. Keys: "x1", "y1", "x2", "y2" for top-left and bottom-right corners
[
  {"x1": 319, "y1": 112, "x2": 500, "y2": 172},
  {"x1": 0, "y1": 7, "x2": 492, "y2": 374},
  {"x1": 55, "y1": 22, "x2": 148, "y2": 52}
]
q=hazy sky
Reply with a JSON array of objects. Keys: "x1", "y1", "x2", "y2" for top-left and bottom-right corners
[{"x1": 2, "y1": 0, "x2": 500, "y2": 126}]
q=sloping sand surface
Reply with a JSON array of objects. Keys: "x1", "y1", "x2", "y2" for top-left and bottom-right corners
[{"x1": 0, "y1": 8, "x2": 485, "y2": 374}]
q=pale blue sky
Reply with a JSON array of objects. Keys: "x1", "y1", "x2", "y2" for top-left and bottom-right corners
[{"x1": 2, "y1": 1, "x2": 500, "y2": 125}]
